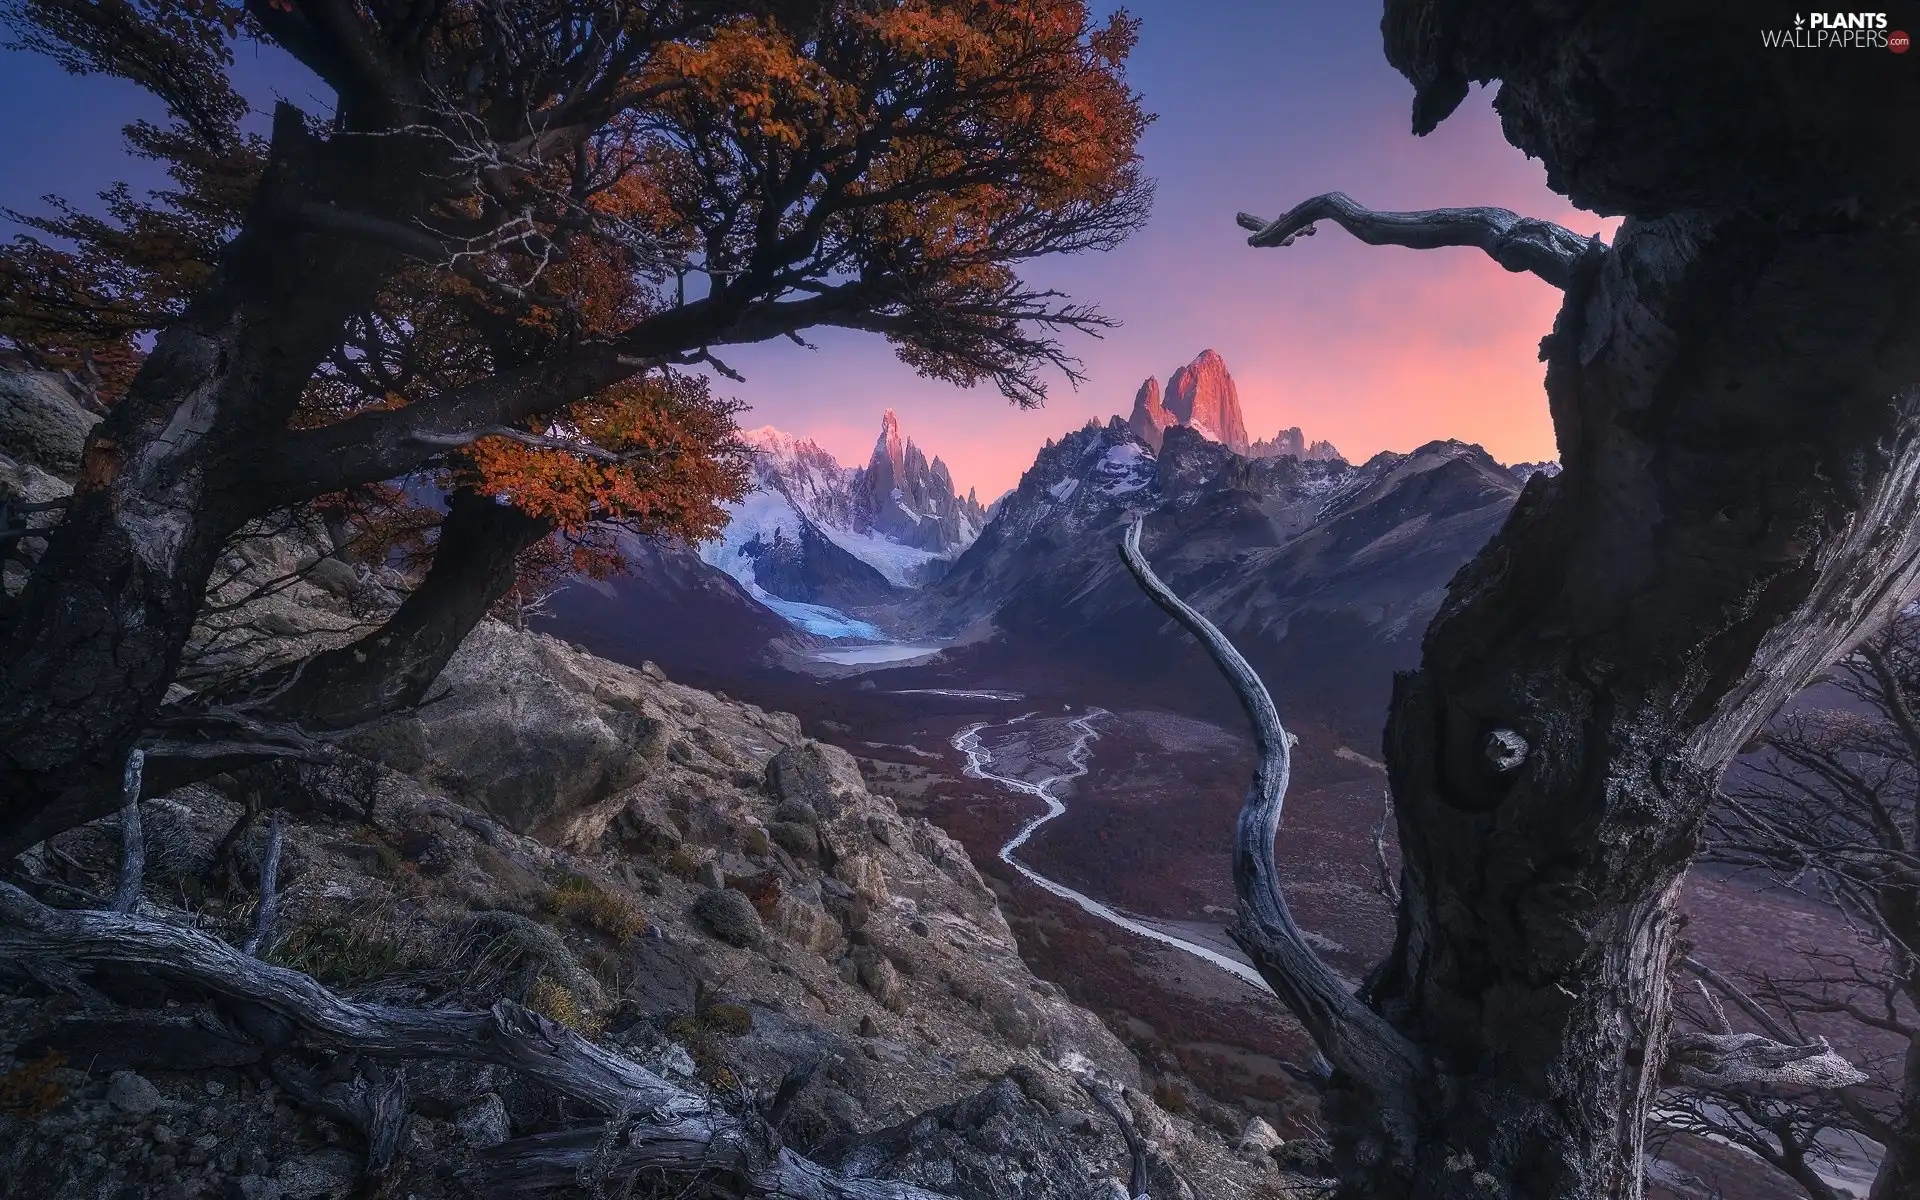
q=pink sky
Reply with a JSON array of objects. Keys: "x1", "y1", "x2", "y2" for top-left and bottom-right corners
[{"x1": 712, "y1": 3, "x2": 1620, "y2": 499}]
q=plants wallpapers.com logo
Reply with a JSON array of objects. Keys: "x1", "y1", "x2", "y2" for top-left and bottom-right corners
[{"x1": 1762, "y1": 11, "x2": 1910, "y2": 48}]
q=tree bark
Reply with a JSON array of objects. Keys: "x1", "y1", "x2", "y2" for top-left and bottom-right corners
[
  {"x1": 0, "y1": 105, "x2": 407, "y2": 855},
  {"x1": 1873, "y1": 1034, "x2": 1920, "y2": 1200},
  {"x1": 229, "y1": 488, "x2": 551, "y2": 731},
  {"x1": 1343, "y1": 215, "x2": 1920, "y2": 1198}
]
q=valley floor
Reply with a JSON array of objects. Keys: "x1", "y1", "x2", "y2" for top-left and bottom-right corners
[{"x1": 672, "y1": 660, "x2": 1897, "y2": 1200}]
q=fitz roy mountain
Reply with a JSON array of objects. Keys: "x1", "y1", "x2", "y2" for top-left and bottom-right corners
[
  {"x1": 1127, "y1": 348, "x2": 1341, "y2": 462},
  {"x1": 697, "y1": 411, "x2": 989, "y2": 636}
]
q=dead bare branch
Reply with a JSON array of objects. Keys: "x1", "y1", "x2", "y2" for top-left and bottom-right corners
[
  {"x1": 1665, "y1": 1031, "x2": 1868, "y2": 1091},
  {"x1": 0, "y1": 880, "x2": 952, "y2": 1199},
  {"x1": 243, "y1": 814, "x2": 283, "y2": 957},
  {"x1": 1116, "y1": 517, "x2": 1427, "y2": 1153},
  {"x1": 110, "y1": 749, "x2": 145, "y2": 913},
  {"x1": 1235, "y1": 193, "x2": 1593, "y2": 288}
]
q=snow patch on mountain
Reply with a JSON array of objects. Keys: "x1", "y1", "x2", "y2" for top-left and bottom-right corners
[
  {"x1": 743, "y1": 585, "x2": 885, "y2": 640},
  {"x1": 812, "y1": 524, "x2": 945, "y2": 588},
  {"x1": 700, "y1": 413, "x2": 987, "y2": 637}
]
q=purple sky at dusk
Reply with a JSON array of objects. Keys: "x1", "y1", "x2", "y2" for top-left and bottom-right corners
[{"x1": 0, "y1": 3, "x2": 1617, "y2": 501}]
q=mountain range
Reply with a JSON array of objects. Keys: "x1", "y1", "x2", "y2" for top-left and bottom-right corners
[
  {"x1": 546, "y1": 349, "x2": 1544, "y2": 736},
  {"x1": 696, "y1": 413, "x2": 989, "y2": 632}
]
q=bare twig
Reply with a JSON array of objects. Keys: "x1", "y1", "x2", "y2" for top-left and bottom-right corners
[
  {"x1": 111, "y1": 749, "x2": 146, "y2": 913},
  {"x1": 1235, "y1": 193, "x2": 1594, "y2": 289},
  {"x1": 243, "y1": 814, "x2": 283, "y2": 957}
]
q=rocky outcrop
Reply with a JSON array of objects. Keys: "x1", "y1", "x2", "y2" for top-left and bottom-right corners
[
  {"x1": 1126, "y1": 376, "x2": 1173, "y2": 451},
  {"x1": 1162, "y1": 350, "x2": 1249, "y2": 455},
  {"x1": 0, "y1": 604, "x2": 1294, "y2": 1198},
  {"x1": 860, "y1": 410, "x2": 988, "y2": 554},
  {"x1": 1126, "y1": 352, "x2": 1338, "y2": 464},
  {"x1": 342, "y1": 620, "x2": 673, "y2": 840},
  {"x1": 1250, "y1": 426, "x2": 1343, "y2": 462},
  {"x1": 0, "y1": 372, "x2": 98, "y2": 477}
]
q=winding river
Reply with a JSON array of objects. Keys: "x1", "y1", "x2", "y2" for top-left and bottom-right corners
[{"x1": 952, "y1": 709, "x2": 1273, "y2": 994}]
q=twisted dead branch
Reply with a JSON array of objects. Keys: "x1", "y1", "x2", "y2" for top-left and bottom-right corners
[
  {"x1": 1117, "y1": 517, "x2": 1872, "y2": 1159},
  {"x1": 1235, "y1": 192, "x2": 1594, "y2": 289},
  {"x1": 1117, "y1": 517, "x2": 1427, "y2": 1149},
  {"x1": 0, "y1": 877, "x2": 951, "y2": 1199}
]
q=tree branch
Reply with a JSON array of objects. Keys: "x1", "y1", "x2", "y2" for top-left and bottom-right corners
[
  {"x1": 1682, "y1": 956, "x2": 1799, "y2": 1044},
  {"x1": 405, "y1": 425, "x2": 655, "y2": 464},
  {"x1": 1235, "y1": 193, "x2": 1595, "y2": 289},
  {"x1": 243, "y1": 814, "x2": 283, "y2": 957},
  {"x1": 1085, "y1": 1084, "x2": 1149, "y2": 1200},
  {"x1": 1664, "y1": 1030, "x2": 1867, "y2": 1091},
  {"x1": 1116, "y1": 518, "x2": 1427, "y2": 1147}
]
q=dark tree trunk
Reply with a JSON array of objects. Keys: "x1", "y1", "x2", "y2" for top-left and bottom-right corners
[
  {"x1": 1874, "y1": 1033, "x2": 1920, "y2": 1200},
  {"x1": 1341, "y1": 215, "x2": 1920, "y2": 1196},
  {"x1": 0, "y1": 107, "x2": 406, "y2": 854},
  {"x1": 236, "y1": 489, "x2": 551, "y2": 731},
  {"x1": 1188, "y1": 6, "x2": 1920, "y2": 1195}
]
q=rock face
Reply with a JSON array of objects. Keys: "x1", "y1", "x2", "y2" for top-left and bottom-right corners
[
  {"x1": 696, "y1": 415, "x2": 989, "y2": 635},
  {"x1": 861, "y1": 409, "x2": 988, "y2": 553},
  {"x1": 1250, "y1": 426, "x2": 1343, "y2": 462},
  {"x1": 1129, "y1": 350, "x2": 1342, "y2": 460},
  {"x1": 0, "y1": 372, "x2": 98, "y2": 476},
  {"x1": 345, "y1": 620, "x2": 672, "y2": 840},
  {"x1": 1162, "y1": 349, "x2": 1250, "y2": 454},
  {"x1": 1126, "y1": 376, "x2": 1173, "y2": 451}
]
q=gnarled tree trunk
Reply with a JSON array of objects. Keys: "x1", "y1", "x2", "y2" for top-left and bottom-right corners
[
  {"x1": 1200, "y1": 4, "x2": 1920, "y2": 1194},
  {"x1": 0, "y1": 106, "x2": 409, "y2": 854},
  {"x1": 230, "y1": 488, "x2": 552, "y2": 731},
  {"x1": 1360, "y1": 213, "x2": 1920, "y2": 1199}
]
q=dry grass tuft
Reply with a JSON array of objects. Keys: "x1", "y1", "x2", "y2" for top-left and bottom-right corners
[{"x1": 545, "y1": 874, "x2": 645, "y2": 943}]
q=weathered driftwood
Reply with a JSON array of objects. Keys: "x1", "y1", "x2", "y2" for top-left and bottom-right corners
[
  {"x1": 1663, "y1": 1030, "x2": 1866, "y2": 1091},
  {"x1": 0, "y1": 881, "x2": 952, "y2": 1199},
  {"x1": 271, "y1": 1057, "x2": 411, "y2": 1182}
]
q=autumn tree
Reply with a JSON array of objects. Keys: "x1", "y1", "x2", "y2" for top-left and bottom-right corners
[
  {"x1": 1111, "y1": 4, "x2": 1920, "y2": 1199},
  {"x1": 0, "y1": 0, "x2": 1152, "y2": 853}
]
